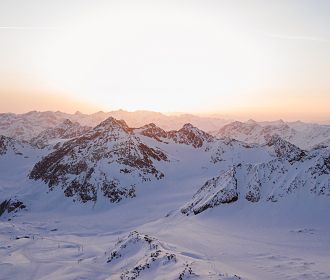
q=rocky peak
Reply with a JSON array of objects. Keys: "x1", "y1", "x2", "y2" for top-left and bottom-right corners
[
  {"x1": 136, "y1": 123, "x2": 168, "y2": 141},
  {"x1": 140, "y1": 123, "x2": 158, "y2": 129},
  {"x1": 94, "y1": 117, "x2": 132, "y2": 134},
  {"x1": 181, "y1": 123, "x2": 195, "y2": 129},
  {"x1": 135, "y1": 122, "x2": 214, "y2": 147},
  {"x1": 167, "y1": 123, "x2": 215, "y2": 148}
]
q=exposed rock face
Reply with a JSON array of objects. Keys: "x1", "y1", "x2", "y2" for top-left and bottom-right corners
[
  {"x1": 181, "y1": 146, "x2": 330, "y2": 215},
  {"x1": 0, "y1": 199, "x2": 26, "y2": 217},
  {"x1": 135, "y1": 123, "x2": 168, "y2": 142},
  {"x1": 30, "y1": 119, "x2": 92, "y2": 148},
  {"x1": 29, "y1": 117, "x2": 168, "y2": 203},
  {"x1": 181, "y1": 167, "x2": 239, "y2": 215}
]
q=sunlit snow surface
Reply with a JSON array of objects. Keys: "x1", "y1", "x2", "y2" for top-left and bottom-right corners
[{"x1": 1, "y1": 198, "x2": 330, "y2": 280}]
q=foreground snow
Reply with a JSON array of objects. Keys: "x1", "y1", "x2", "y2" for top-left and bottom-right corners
[{"x1": 1, "y1": 198, "x2": 330, "y2": 280}]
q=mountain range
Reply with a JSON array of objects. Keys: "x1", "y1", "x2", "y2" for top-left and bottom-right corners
[
  {"x1": 0, "y1": 111, "x2": 329, "y2": 280},
  {"x1": 1, "y1": 110, "x2": 329, "y2": 150}
]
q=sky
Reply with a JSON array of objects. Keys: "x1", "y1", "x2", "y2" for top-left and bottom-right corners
[{"x1": 0, "y1": 0, "x2": 329, "y2": 121}]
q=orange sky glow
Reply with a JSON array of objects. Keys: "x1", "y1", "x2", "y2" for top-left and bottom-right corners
[{"x1": 0, "y1": 0, "x2": 329, "y2": 122}]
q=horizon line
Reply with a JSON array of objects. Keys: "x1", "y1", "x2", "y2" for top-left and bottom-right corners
[{"x1": 1, "y1": 109, "x2": 329, "y2": 125}]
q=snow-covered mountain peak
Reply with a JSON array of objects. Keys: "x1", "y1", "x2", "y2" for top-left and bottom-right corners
[
  {"x1": 265, "y1": 134, "x2": 306, "y2": 162},
  {"x1": 29, "y1": 117, "x2": 168, "y2": 203}
]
